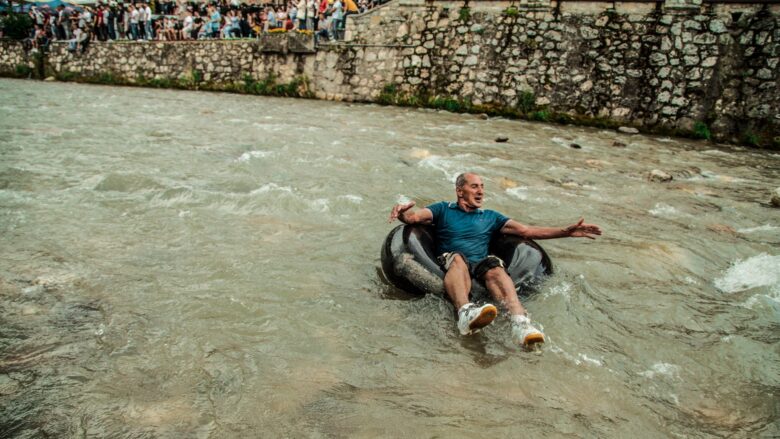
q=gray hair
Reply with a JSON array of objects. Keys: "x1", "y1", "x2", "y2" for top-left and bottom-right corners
[{"x1": 455, "y1": 173, "x2": 470, "y2": 189}]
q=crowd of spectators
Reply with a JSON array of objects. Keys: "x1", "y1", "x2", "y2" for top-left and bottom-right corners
[{"x1": 3, "y1": 0, "x2": 389, "y2": 53}]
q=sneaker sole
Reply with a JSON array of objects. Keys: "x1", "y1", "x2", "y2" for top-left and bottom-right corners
[
  {"x1": 523, "y1": 333, "x2": 545, "y2": 347},
  {"x1": 468, "y1": 304, "x2": 498, "y2": 332}
]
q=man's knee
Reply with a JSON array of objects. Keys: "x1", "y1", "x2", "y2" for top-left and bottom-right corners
[
  {"x1": 483, "y1": 266, "x2": 509, "y2": 283},
  {"x1": 448, "y1": 253, "x2": 468, "y2": 272}
]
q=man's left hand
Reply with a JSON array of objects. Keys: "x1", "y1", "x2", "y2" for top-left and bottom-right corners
[{"x1": 564, "y1": 218, "x2": 602, "y2": 239}]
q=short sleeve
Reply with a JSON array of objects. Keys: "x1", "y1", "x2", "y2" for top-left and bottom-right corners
[
  {"x1": 493, "y1": 211, "x2": 510, "y2": 232},
  {"x1": 426, "y1": 201, "x2": 446, "y2": 223}
]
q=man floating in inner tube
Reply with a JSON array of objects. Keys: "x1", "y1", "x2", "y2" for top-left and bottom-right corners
[{"x1": 388, "y1": 172, "x2": 602, "y2": 348}]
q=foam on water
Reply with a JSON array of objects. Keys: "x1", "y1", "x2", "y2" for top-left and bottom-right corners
[
  {"x1": 505, "y1": 186, "x2": 529, "y2": 200},
  {"x1": 237, "y1": 150, "x2": 273, "y2": 162},
  {"x1": 543, "y1": 281, "x2": 574, "y2": 300},
  {"x1": 714, "y1": 253, "x2": 780, "y2": 293},
  {"x1": 418, "y1": 155, "x2": 460, "y2": 182},
  {"x1": 338, "y1": 195, "x2": 363, "y2": 204},
  {"x1": 250, "y1": 183, "x2": 294, "y2": 195},
  {"x1": 737, "y1": 224, "x2": 779, "y2": 234},
  {"x1": 649, "y1": 203, "x2": 682, "y2": 217},
  {"x1": 639, "y1": 362, "x2": 681, "y2": 379},
  {"x1": 310, "y1": 198, "x2": 330, "y2": 212}
]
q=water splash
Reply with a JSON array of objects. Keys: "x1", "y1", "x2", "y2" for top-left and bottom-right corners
[
  {"x1": 237, "y1": 150, "x2": 273, "y2": 162},
  {"x1": 714, "y1": 253, "x2": 780, "y2": 293}
]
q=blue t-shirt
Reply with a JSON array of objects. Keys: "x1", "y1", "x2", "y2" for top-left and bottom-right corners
[{"x1": 427, "y1": 201, "x2": 510, "y2": 263}]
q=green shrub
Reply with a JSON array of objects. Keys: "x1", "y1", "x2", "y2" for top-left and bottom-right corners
[
  {"x1": 530, "y1": 110, "x2": 550, "y2": 122},
  {"x1": 459, "y1": 7, "x2": 470, "y2": 22},
  {"x1": 2, "y1": 13, "x2": 33, "y2": 40},
  {"x1": 55, "y1": 71, "x2": 76, "y2": 81},
  {"x1": 96, "y1": 72, "x2": 116, "y2": 84},
  {"x1": 741, "y1": 131, "x2": 759, "y2": 146},
  {"x1": 14, "y1": 64, "x2": 32, "y2": 78},
  {"x1": 377, "y1": 83, "x2": 399, "y2": 105},
  {"x1": 692, "y1": 121, "x2": 711, "y2": 140},
  {"x1": 504, "y1": 6, "x2": 519, "y2": 17},
  {"x1": 516, "y1": 91, "x2": 535, "y2": 114}
]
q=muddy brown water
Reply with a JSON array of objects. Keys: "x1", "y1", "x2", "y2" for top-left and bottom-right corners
[{"x1": 0, "y1": 78, "x2": 778, "y2": 438}]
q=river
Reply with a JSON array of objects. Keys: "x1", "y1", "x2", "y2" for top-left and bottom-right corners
[{"x1": 0, "y1": 78, "x2": 778, "y2": 438}]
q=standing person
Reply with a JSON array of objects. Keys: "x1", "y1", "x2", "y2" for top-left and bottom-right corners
[
  {"x1": 388, "y1": 173, "x2": 602, "y2": 348},
  {"x1": 129, "y1": 4, "x2": 139, "y2": 40},
  {"x1": 295, "y1": 0, "x2": 306, "y2": 29},
  {"x1": 328, "y1": 0, "x2": 342, "y2": 40},
  {"x1": 143, "y1": 2, "x2": 153, "y2": 40},
  {"x1": 118, "y1": 3, "x2": 128, "y2": 40},
  {"x1": 306, "y1": 0, "x2": 316, "y2": 31},
  {"x1": 106, "y1": 4, "x2": 116, "y2": 40},
  {"x1": 58, "y1": 5, "x2": 71, "y2": 40},
  {"x1": 317, "y1": 0, "x2": 328, "y2": 31},
  {"x1": 181, "y1": 9, "x2": 194, "y2": 39},
  {"x1": 209, "y1": 5, "x2": 221, "y2": 38},
  {"x1": 265, "y1": 6, "x2": 275, "y2": 31}
]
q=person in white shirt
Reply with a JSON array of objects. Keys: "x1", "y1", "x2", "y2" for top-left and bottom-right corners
[
  {"x1": 144, "y1": 3, "x2": 152, "y2": 40},
  {"x1": 182, "y1": 11, "x2": 193, "y2": 40},
  {"x1": 129, "y1": 5, "x2": 140, "y2": 40}
]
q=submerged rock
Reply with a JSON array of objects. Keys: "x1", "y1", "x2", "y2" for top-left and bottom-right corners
[
  {"x1": 612, "y1": 141, "x2": 627, "y2": 147},
  {"x1": 771, "y1": 188, "x2": 780, "y2": 207},
  {"x1": 477, "y1": 113, "x2": 489, "y2": 120},
  {"x1": 570, "y1": 143, "x2": 582, "y2": 149},
  {"x1": 618, "y1": 126, "x2": 640, "y2": 134},
  {"x1": 648, "y1": 169, "x2": 673, "y2": 182},
  {"x1": 495, "y1": 136, "x2": 509, "y2": 143},
  {"x1": 499, "y1": 177, "x2": 518, "y2": 189},
  {"x1": 707, "y1": 224, "x2": 738, "y2": 235}
]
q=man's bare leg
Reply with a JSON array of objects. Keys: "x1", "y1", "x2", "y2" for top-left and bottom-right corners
[
  {"x1": 483, "y1": 267, "x2": 544, "y2": 347},
  {"x1": 482, "y1": 267, "x2": 527, "y2": 316},
  {"x1": 444, "y1": 255, "x2": 497, "y2": 334},
  {"x1": 442, "y1": 254, "x2": 471, "y2": 309}
]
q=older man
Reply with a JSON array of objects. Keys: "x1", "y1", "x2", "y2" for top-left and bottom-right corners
[{"x1": 388, "y1": 172, "x2": 602, "y2": 348}]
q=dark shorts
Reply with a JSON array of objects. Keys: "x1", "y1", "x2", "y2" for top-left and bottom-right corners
[{"x1": 437, "y1": 252, "x2": 506, "y2": 280}]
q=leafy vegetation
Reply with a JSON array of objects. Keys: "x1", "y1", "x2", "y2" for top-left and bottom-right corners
[
  {"x1": 692, "y1": 121, "x2": 711, "y2": 140},
  {"x1": 516, "y1": 90, "x2": 536, "y2": 114},
  {"x1": 1, "y1": 13, "x2": 33, "y2": 40},
  {"x1": 459, "y1": 7, "x2": 471, "y2": 22},
  {"x1": 14, "y1": 64, "x2": 33, "y2": 78}
]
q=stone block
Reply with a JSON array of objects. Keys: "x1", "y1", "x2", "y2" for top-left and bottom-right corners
[
  {"x1": 580, "y1": 26, "x2": 599, "y2": 40},
  {"x1": 701, "y1": 56, "x2": 717, "y2": 68},
  {"x1": 757, "y1": 68, "x2": 773, "y2": 80},
  {"x1": 649, "y1": 53, "x2": 668, "y2": 66},
  {"x1": 684, "y1": 20, "x2": 701, "y2": 31}
]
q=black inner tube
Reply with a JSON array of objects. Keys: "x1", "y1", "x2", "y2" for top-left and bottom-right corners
[{"x1": 381, "y1": 224, "x2": 553, "y2": 297}]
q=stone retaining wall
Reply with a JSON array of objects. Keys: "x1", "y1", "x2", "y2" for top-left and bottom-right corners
[{"x1": 0, "y1": 0, "x2": 777, "y2": 146}]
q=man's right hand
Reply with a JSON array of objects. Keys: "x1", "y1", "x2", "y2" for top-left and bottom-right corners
[{"x1": 388, "y1": 201, "x2": 416, "y2": 223}]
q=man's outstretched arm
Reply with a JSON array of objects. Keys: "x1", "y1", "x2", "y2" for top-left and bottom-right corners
[
  {"x1": 500, "y1": 218, "x2": 602, "y2": 240},
  {"x1": 388, "y1": 201, "x2": 434, "y2": 225}
]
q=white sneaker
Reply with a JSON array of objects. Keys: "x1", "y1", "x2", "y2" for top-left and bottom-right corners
[
  {"x1": 511, "y1": 315, "x2": 545, "y2": 348},
  {"x1": 457, "y1": 303, "x2": 498, "y2": 335}
]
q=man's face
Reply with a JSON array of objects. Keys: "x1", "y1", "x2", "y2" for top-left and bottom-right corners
[{"x1": 457, "y1": 173, "x2": 484, "y2": 211}]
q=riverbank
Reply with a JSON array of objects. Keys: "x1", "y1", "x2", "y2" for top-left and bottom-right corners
[{"x1": 1, "y1": 0, "x2": 778, "y2": 148}]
